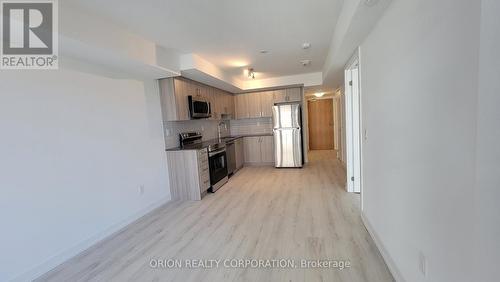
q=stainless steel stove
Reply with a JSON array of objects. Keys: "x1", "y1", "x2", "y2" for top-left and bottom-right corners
[{"x1": 180, "y1": 132, "x2": 228, "y2": 192}]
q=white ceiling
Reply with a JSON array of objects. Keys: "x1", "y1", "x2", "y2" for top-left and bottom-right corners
[
  {"x1": 304, "y1": 85, "x2": 336, "y2": 95},
  {"x1": 67, "y1": 0, "x2": 343, "y2": 81}
]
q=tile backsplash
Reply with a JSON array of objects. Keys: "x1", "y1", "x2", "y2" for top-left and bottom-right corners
[
  {"x1": 163, "y1": 119, "x2": 230, "y2": 148},
  {"x1": 230, "y1": 118, "x2": 273, "y2": 135},
  {"x1": 163, "y1": 118, "x2": 272, "y2": 149}
]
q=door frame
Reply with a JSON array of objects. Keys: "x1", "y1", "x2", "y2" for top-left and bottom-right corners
[{"x1": 345, "y1": 48, "x2": 363, "y2": 197}]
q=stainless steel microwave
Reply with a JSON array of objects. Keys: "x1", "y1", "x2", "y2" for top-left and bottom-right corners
[{"x1": 188, "y1": 95, "x2": 211, "y2": 119}]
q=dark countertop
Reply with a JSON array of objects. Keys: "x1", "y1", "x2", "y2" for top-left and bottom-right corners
[
  {"x1": 165, "y1": 133, "x2": 273, "y2": 151},
  {"x1": 220, "y1": 133, "x2": 273, "y2": 143}
]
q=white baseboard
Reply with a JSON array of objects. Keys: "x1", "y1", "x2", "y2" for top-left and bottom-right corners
[
  {"x1": 10, "y1": 196, "x2": 171, "y2": 282},
  {"x1": 361, "y1": 212, "x2": 406, "y2": 282}
]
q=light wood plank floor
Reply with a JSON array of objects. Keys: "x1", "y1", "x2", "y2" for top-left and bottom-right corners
[{"x1": 37, "y1": 150, "x2": 393, "y2": 282}]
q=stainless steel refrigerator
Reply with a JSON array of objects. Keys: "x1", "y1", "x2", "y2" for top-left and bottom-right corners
[{"x1": 272, "y1": 103, "x2": 303, "y2": 168}]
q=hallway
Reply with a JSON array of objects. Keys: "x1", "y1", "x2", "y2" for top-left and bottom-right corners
[{"x1": 37, "y1": 151, "x2": 393, "y2": 282}]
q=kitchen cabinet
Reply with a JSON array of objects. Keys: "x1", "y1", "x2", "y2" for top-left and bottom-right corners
[
  {"x1": 286, "y1": 88, "x2": 302, "y2": 102},
  {"x1": 235, "y1": 138, "x2": 244, "y2": 170},
  {"x1": 260, "y1": 136, "x2": 275, "y2": 163},
  {"x1": 235, "y1": 94, "x2": 249, "y2": 119},
  {"x1": 244, "y1": 136, "x2": 261, "y2": 164},
  {"x1": 218, "y1": 89, "x2": 235, "y2": 118},
  {"x1": 159, "y1": 78, "x2": 190, "y2": 121},
  {"x1": 247, "y1": 92, "x2": 263, "y2": 118},
  {"x1": 159, "y1": 77, "x2": 300, "y2": 122},
  {"x1": 166, "y1": 148, "x2": 210, "y2": 201},
  {"x1": 210, "y1": 89, "x2": 222, "y2": 120},
  {"x1": 159, "y1": 77, "x2": 235, "y2": 121},
  {"x1": 243, "y1": 136, "x2": 274, "y2": 165},
  {"x1": 260, "y1": 91, "x2": 274, "y2": 117},
  {"x1": 235, "y1": 88, "x2": 300, "y2": 120},
  {"x1": 225, "y1": 93, "x2": 235, "y2": 118},
  {"x1": 273, "y1": 88, "x2": 302, "y2": 103}
]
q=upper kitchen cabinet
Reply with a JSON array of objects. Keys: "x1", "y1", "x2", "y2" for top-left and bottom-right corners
[
  {"x1": 273, "y1": 87, "x2": 302, "y2": 103},
  {"x1": 260, "y1": 91, "x2": 274, "y2": 117},
  {"x1": 247, "y1": 92, "x2": 262, "y2": 118},
  {"x1": 286, "y1": 88, "x2": 302, "y2": 102},
  {"x1": 224, "y1": 93, "x2": 235, "y2": 118},
  {"x1": 159, "y1": 77, "x2": 235, "y2": 121},
  {"x1": 210, "y1": 88, "x2": 222, "y2": 120},
  {"x1": 159, "y1": 77, "x2": 190, "y2": 121},
  {"x1": 235, "y1": 90, "x2": 274, "y2": 119},
  {"x1": 193, "y1": 81, "x2": 210, "y2": 99},
  {"x1": 235, "y1": 94, "x2": 249, "y2": 119},
  {"x1": 216, "y1": 89, "x2": 235, "y2": 119}
]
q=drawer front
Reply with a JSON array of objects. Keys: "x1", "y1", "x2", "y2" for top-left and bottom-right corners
[{"x1": 198, "y1": 148, "x2": 210, "y2": 191}]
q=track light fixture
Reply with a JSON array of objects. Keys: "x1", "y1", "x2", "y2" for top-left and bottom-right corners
[{"x1": 247, "y1": 68, "x2": 255, "y2": 79}]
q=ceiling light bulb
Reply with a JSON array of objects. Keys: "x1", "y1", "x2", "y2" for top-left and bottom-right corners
[
  {"x1": 314, "y1": 92, "x2": 325, "y2": 98},
  {"x1": 302, "y1": 42, "x2": 311, "y2": 49},
  {"x1": 247, "y1": 68, "x2": 255, "y2": 79}
]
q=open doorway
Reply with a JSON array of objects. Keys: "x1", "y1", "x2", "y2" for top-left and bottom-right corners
[
  {"x1": 308, "y1": 99, "x2": 334, "y2": 150},
  {"x1": 345, "y1": 49, "x2": 362, "y2": 194}
]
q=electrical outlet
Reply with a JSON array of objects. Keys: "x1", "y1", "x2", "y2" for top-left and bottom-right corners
[
  {"x1": 139, "y1": 185, "x2": 145, "y2": 195},
  {"x1": 419, "y1": 252, "x2": 427, "y2": 277}
]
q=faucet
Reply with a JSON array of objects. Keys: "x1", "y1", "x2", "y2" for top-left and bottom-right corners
[{"x1": 217, "y1": 121, "x2": 226, "y2": 141}]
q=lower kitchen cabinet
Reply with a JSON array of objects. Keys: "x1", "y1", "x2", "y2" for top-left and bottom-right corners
[
  {"x1": 243, "y1": 136, "x2": 274, "y2": 165},
  {"x1": 166, "y1": 148, "x2": 210, "y2": 201},
  {"x1": 243, "y1": 136, "x2": 261, "y2": 164},
  {"x1": 260, "y1": 136, "x2": 275, "y2": 163}
]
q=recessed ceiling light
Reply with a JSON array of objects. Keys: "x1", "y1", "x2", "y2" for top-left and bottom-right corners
[
  {"x1": 302, "y1": 42, "x2": 311, "y2": 49},
  {"x1": 300, "y1": 60, "x2": 311, "y2": 66},
  {"x1": 314, "y1": 92, "x2": 325, "y2": 98}
]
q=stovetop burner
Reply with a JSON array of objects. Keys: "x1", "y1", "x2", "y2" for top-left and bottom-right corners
[{"x1": 179, "y1": 132, "x2": 225, "y2": 152}]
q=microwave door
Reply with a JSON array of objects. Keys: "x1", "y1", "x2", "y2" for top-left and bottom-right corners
[{"x1": 188, "y1": 95, "x2": 211, "y2": 118}]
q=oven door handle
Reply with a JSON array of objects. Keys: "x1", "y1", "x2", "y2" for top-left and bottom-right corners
[{"x1": 209, "y1": 148, "x2": 226, "y2": 157}]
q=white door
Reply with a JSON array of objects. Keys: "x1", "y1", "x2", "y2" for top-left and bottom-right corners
[{"x1": 345, "y1": 50, "x2": 362, "y2": 194}]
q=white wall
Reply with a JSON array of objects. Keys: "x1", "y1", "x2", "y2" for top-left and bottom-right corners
[
  {"x1": 475, "y1": 0, "x2": 500, "y2": 280},
  {"x1": 0, "y1": 58, "x2": 170, "y2": 281},
  {"x1": 359, "y1": 0, "x2": 481, "y2": 281}
]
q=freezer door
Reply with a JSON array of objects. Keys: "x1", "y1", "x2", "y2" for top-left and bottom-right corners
[
  {"x1": 274, "y1": 128, "x2": 302, "y2": 167},
  {"x1": 272, "y1": 104, "x2": 301, "y2": 129}
]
